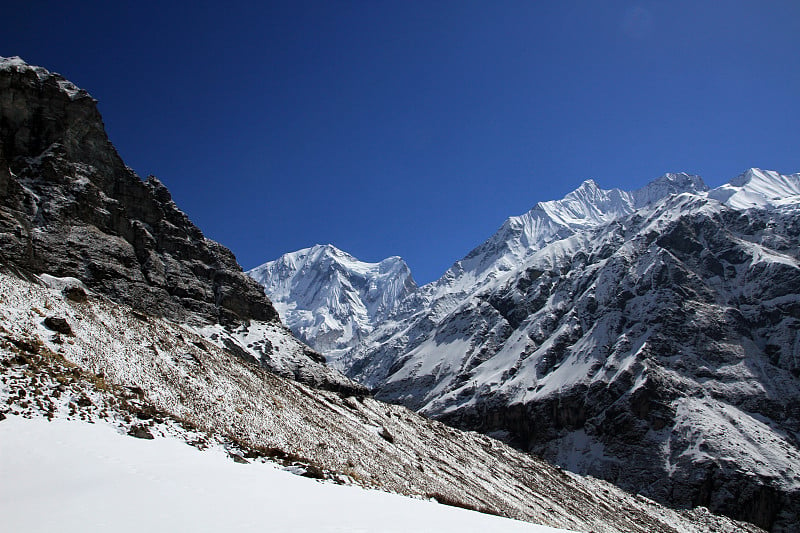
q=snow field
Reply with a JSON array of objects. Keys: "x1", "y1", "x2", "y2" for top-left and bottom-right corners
[{"x1": 0, "y1": 416, "x2": 573, "y2": 533}]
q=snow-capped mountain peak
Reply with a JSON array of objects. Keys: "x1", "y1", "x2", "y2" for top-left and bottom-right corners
[
  {"x1": 536, "y1": 179, "x2": 631, "y2": 228},
  {"x1": 632, "y1": 172, "x2": 708, "y2": 207},
  {"x1": 710, "y1": 167, "x2": 800, "y2": 209},
  {"x1": 427, "y1": 172, "x2": 709, "y2": 304},
  {"x1": 248, "y1": 244, "x2": 417, "y2": 357},
  {"x1": 533, "y1": 172, "x2": 707, "y2": 230}
]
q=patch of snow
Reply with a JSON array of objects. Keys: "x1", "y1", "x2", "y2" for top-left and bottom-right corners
[
  {"x1": 38, "y1": 273, "x2": 89, "y2": 293},
  {"x1": 670, "y1": 397, "x2": 800, "y2": 489},
  {"x1": 0, "y1": 416, "x2": 573, "y2": 533},
  {"x1": 0, "y1": 55, "x2": 88, "y2": 100},
  {"x1": 0, "y1": 55, "x2": 29, "y2": 69}
]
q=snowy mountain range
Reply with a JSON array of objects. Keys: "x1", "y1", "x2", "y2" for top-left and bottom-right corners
[
  {"x1": 254, "y1": 168, "x2": 800, "y2": 531},
  {"x1": 0, "y1": 56, "x2": 762, "y2": 533},
  {"x1": 248, "y1": 244, "x2": 417, "y2": 359},
  {"x1": 1, "y1": 268, "x2": 755, "y2": 533}
]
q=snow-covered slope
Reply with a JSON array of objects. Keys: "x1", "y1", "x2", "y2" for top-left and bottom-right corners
[
  {"x1": 0, "y1": 270, "x2": 759, "y2": 533},
  {"x1": 0, "y1": 416, "x2": 573, "y2": 533},
  {"x1": 0, "y1": 55, "x2": 364, "y2": 395},
  {"x1": 248, "y1": 244, "x2": 417, "y2": 358},
  {"x1": 709, "y1": 168, "x2": 800, "y2": 209},
  {"x1": 338, "y1": 173, "x2": 708, "y2": 386},
  {"x1": 327, "y1": 170, "x2": 800, "y2": 531}
]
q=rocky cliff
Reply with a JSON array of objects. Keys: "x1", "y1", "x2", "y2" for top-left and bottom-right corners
[
  {"x1": 0, "y1": 56, "x2": 363, "y2": 394},
  {"x1": 0, "y1": 56, "x2": 273, "y2": 325},
  {"x1": 332, "y1": 174, "x2": 800, "y2": 532}
]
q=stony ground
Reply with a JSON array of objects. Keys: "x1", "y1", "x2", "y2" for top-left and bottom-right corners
[{"x1": 0, "y1": 270, "x2": 764, "y2": 533}]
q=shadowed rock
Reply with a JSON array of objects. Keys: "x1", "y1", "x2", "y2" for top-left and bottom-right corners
[{"x1": 0, "y1": 56, "x2": 276, "y2": 326}]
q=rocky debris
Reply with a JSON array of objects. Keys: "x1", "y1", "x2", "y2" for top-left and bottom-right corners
[
  {"x1": 63, "y1": 286, "x2": 87, "y2": 302},
  {"x1": 43, "y1": 316, "x2": 72, "y2": 335},
  {"x1": 228, "y1": 453, "x2": 249, "y2": 464},
  {"x1": 75, "y1": 394, "x2": 93, "y2": 407},
  {"x1": 298, "y1": 464, "x2": 326, "y2": 479},
  {"x1": 125, "y1": 385, "x2": 144, "y2": 396},
  {"x1": 127, "y1": 425, "x2": 154, "y2": 440},
  {"x1": 378, "y1": 426, "x2": 394, "y2": 443}
]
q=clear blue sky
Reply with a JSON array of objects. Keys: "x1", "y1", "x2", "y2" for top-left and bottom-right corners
[{"x1": 4, "y1": 1, "x2": 799, "y2": 284}]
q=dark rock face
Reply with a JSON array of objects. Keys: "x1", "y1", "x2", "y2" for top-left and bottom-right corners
[
  {"x1": 357, "y1": 196, "x2": 800, "y2": 531},
  {"x1": 0, "y1": 57, "x2": 276, "y2": 325},
  {"x1": 425, "y1": 206, "x2": 800, "y2": 532}
]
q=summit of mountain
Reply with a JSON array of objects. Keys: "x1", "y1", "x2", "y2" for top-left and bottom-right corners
[
  {"x1": 248, "y1": 244, "x2": 417, "y2": 357},
  {"x1": 257, "y1": 167, "x2": 800, "y2": 531},
  {"x1": 0, "y1": 56, "x2": 766, "y2": 533}
]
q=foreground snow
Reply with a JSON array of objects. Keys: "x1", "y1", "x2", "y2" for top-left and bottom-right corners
[
  {"x1": 0, "y1": 416, "x2": 572, "y2": 533},
  {"x1": 0, "y1": 271, "x2": 757, "y2": 533}
]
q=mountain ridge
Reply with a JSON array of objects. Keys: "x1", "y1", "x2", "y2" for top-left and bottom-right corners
[
  {"x1": 254, "y1": 167, "x2": 800, "y2": 531},
  {"x1": 0, "y1": 55, "x2": 364, "y2": 394},
  {"x1": 248, "y1": 243, "x2": 417, "y2": 357},
  {"x1": 0, "y1": 56, "x2": 769, "y2": 533}
]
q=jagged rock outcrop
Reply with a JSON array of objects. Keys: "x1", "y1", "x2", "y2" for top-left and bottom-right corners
[
  {"x1": 0, "y1": 56, "x2": 365, "y2": 395},
  {"x1": 0, "y1": 56, "x2": 274, "y2": 325},
  {"x1": 325, "y1": 173, "x2": 800, "y2": 531}
]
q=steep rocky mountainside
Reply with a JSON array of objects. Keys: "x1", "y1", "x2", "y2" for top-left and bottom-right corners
[
  {"x1": 376, "y1": 193, "x2": 800, "y2": 531},
  {"x1": 269, "y1": 171, "x2": 800, "y2": 531},
  {"x1": 0, "y1": 57, "x2": 269, "y2": 326},
  {"x1": 248, "y1": 244, "x2": 417, "y2": 358},
  {"x1": 0, "y1": 56, "x2": 777, "y2": 533},
  {"x1": 0, "y1": 270, "x2": 762, "y2": 533},
  {"x1": 0, "y1": 56, "x2": 360, "y2": 393}
]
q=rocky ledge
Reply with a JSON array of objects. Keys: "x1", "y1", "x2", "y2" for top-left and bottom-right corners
[{"x1": 0, "y1": 56, "x2": 274, "y2": 326}]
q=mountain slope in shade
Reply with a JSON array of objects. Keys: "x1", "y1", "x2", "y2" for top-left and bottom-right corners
[
  {"x1": 248, "y1": 244, "x2": 417, "y2": 357},
  {"x1": 336, "y1": 171, "x2": 800, "y2": 531},
  {"x1": 0, "y1": 56, "x2": 362, "y2": 394}
]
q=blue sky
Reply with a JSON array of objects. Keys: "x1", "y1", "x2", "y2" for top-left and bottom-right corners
[{"x1": 4, "y1": 1, "x2": 799, "y2": 284}]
